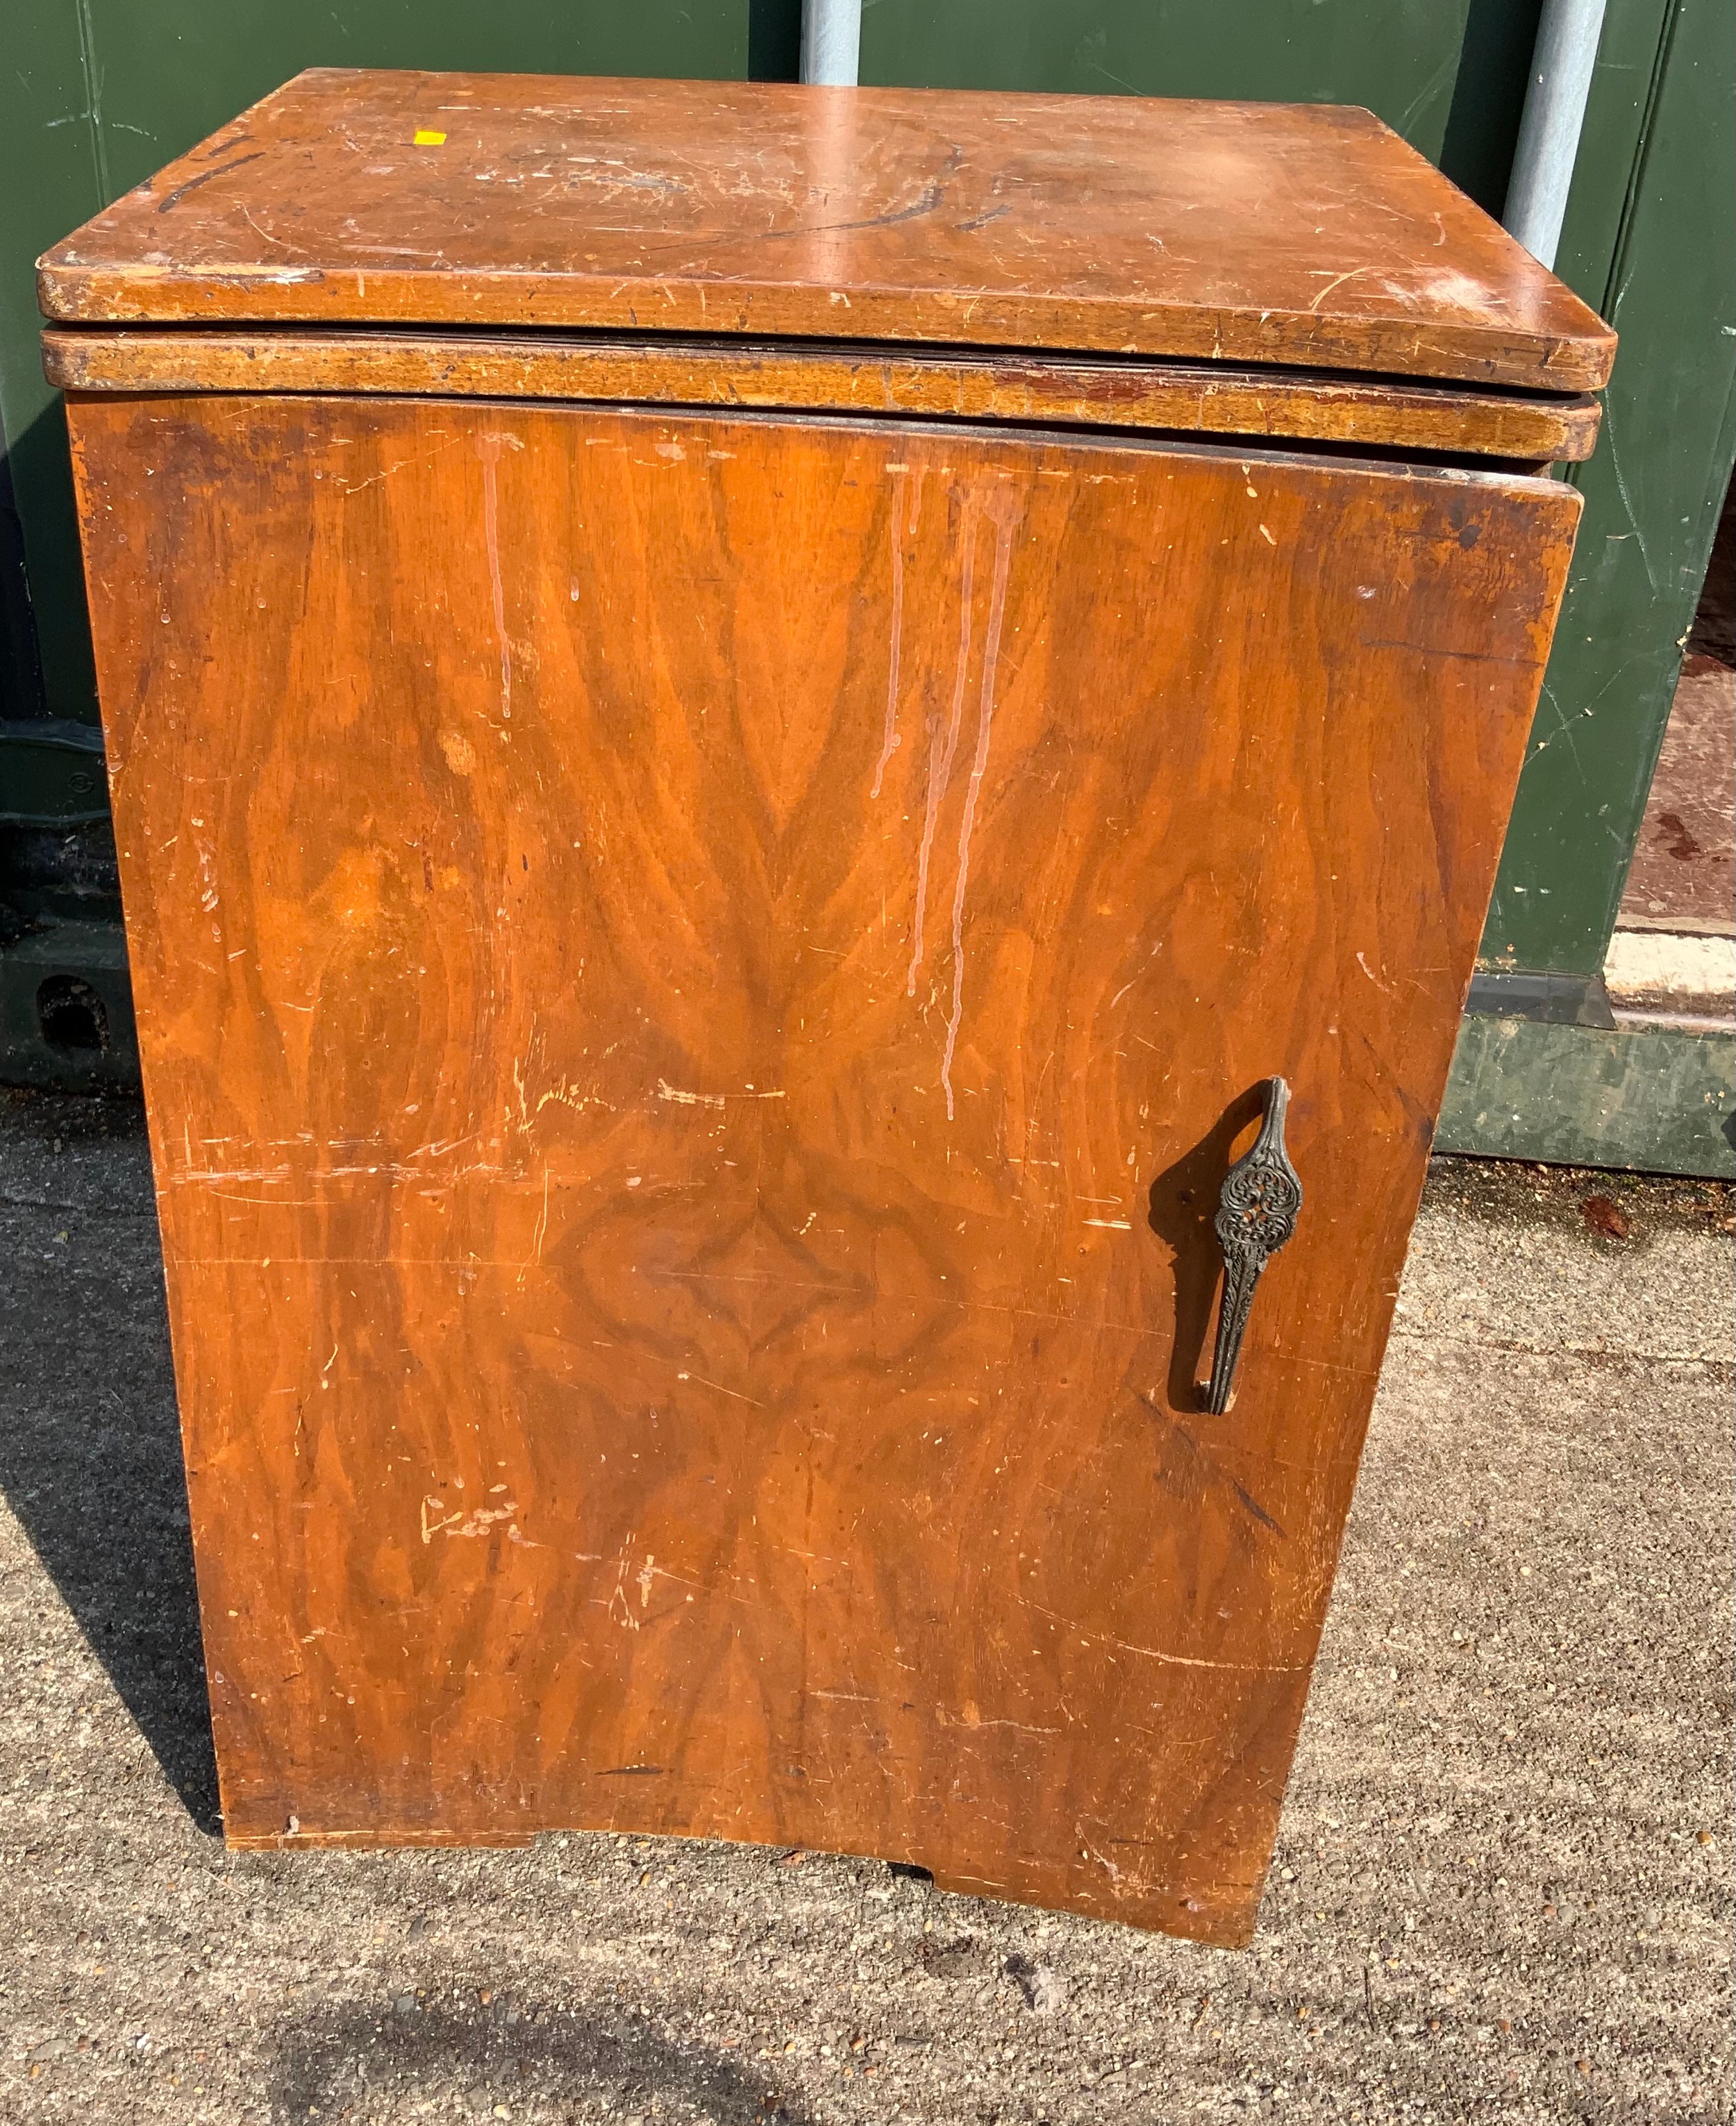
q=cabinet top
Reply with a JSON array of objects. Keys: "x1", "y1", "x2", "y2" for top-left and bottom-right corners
[{"x1": 38, "y1": 69, "x2": 1614, "y2": 394}]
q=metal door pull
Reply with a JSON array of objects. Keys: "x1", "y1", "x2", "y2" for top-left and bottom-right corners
[{"x1": 1204, "y1": 1078, "x2": 1303, "y2": 1414}]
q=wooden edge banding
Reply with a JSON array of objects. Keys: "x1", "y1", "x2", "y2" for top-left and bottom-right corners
[
  {"x1": 35, "y1": 266, "x2": 1619, "y2": 396},
  {"x1": 42, "y1": 328, "x2": 1601, "y2": 464},
  {"x1": 228, "y1": 1829, "x2": 538, "y2": 1850}
]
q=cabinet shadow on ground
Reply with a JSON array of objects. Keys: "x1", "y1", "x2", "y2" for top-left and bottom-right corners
[
  {"x1": 273, "y1": 2000, "x2": 817, "y2": 2126},
  {"x1": 0, "y1": 1089, "x2": 221, "y2": 1832}
]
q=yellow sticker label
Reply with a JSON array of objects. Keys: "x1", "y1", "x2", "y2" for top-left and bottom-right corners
[{"x1": 412, "y1": 129, "x2": 447, "y2": 147}]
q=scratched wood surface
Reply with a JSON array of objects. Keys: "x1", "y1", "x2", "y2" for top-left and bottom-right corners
[
  {"x1": 42, "y1": 329, "x2": 1602, "y2": 465},
  {"x1": 38, "y1": 71, "x2": 1615, "y2": 394},
  {"x1": 69, "y1": 392, "x2": 1578, "y2": 1944}
]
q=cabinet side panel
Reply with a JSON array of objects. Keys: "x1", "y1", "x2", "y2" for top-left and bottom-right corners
[{"x1": 68, "y1": 393, "x2": 1577, "y2": 1943}]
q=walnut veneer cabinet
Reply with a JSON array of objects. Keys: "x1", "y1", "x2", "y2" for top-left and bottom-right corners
[{"x1": 41, "y1": 71, "x2": 1612, "y2": 1945}]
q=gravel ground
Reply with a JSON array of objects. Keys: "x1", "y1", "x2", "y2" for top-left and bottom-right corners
[{"x1": 0, "y1": 1089, "x2": 1730, "y2": 2125}]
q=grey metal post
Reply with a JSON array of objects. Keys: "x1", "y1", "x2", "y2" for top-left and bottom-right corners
[
  {"x1": 1503, "y1": 0, "x2": 1610, "y2": 269},
  {"x1": 801, "y1": 0, "x2": 862, "y2": 87}
]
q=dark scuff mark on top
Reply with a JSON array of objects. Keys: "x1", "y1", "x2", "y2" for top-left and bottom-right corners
[{"x1": 156, "y1": 151, "x2": 267, "y2": 215}]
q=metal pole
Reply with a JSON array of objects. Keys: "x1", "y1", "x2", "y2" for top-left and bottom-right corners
[
  {"x1": 801, "y1": 0, "x2": 862, "y2": 87},
  {"x1": 1503, "y1": 0, "x2": 1610, "y2": 269}
]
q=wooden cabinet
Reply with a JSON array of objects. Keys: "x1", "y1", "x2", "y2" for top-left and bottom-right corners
[{"x1": 40, "y1": 71, "x2": 1610, "y2": 1945}]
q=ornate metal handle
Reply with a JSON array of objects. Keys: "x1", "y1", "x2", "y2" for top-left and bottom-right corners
[{"x1": 1203, "y1": 1078, "x2": 1303, "y2": 1414}]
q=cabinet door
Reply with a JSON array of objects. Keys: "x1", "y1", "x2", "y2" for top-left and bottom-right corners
[{"x1": 71, "y1": 390, "x2": 1576, "y2": 1943}]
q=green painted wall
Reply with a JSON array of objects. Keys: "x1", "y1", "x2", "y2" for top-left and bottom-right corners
[{"x1": 1, "y1": 5, "x2": 109, "y2": 725}]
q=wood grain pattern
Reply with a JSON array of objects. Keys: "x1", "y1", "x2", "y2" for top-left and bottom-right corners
[
  {"x1": 38, "y1": 71, "x2": 1615, "y2": 392},
  {"x1": 68, "y1": 391, "x2": 1578, "y2": 1945},
  {"x1": 42, "y1": 328, "x2": 1601, "y2": 464}
]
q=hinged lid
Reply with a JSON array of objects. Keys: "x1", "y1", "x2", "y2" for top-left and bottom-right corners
[{"x1": 38, "y1": 70, "x2": 1614, "y2": 395}]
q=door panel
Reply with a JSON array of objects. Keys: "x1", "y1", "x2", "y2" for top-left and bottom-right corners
[{"x1": 69, "y1": 392, "x2": 1577, "y2": 1942}]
